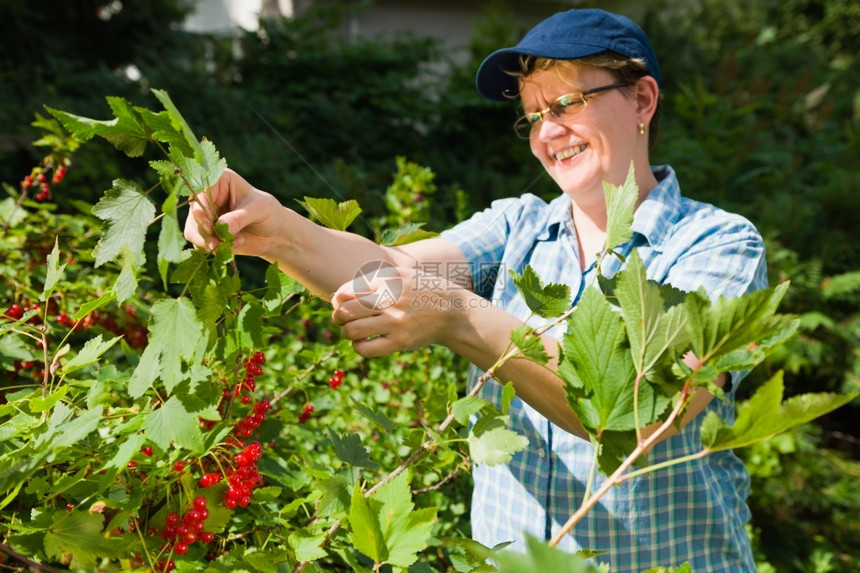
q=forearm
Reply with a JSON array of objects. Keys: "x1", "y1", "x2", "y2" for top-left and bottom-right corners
[
  {"x1": 442, "y1": 290, "x2": 589, "y2": 439},
  {"x1": 260, "y1": 207, "x2": 412, "y2": 299}
]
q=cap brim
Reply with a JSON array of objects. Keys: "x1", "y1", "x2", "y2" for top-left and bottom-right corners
[{"x1": 475, "y1": 45, "x2": 606, "y2": 101}]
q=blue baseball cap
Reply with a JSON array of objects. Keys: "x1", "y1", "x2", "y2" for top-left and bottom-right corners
[{"x1": 475, "y1": 8, "x2": 661, "y2": 101}]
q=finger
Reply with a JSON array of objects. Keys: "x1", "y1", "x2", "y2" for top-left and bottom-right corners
[
  {"x1": 331, "y1": 297, "x2": 378, "y2": 327},
  {"x1": 338, "y1": 312, "x2": 386, "y2": 342}
]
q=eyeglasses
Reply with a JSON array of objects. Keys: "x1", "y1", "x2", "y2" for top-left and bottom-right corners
[{"x1": 513, "y1": 81, "x2": 631, "y2": 139}]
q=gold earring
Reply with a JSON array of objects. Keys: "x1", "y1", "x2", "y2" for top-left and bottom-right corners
[{"x1": 638, "y1": 122, "x2": 646, "y2": 135}]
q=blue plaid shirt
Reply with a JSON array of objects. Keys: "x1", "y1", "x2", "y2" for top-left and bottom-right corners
[{"x1": 440, "y1": 166, "x2": 767, "y2": 572}]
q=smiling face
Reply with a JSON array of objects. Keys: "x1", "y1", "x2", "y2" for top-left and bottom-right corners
[{"x1": 519, "y1": 63, "x2": 650, "y2": 207}]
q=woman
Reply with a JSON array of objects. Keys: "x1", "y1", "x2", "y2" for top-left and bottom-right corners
[{"x1": 185, "y1": 8, "x2": 765, "y2": 571}]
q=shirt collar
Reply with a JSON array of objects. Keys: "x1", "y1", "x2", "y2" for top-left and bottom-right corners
[{"x1": 536, "y1": 165, "x2": 682, "y2": 247}]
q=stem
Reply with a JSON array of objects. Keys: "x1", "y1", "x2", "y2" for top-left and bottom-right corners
[
  {"x1": 619, "y1": 449, "x2": 711, "y2": 482},
  {"x1": 580, "y1": 439, "x2": 600, "y2": 507},
  {"x1": 548, "y1": 389, "x2": 688, "y2": 547}
]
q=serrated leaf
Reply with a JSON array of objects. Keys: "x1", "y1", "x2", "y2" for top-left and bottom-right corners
[
  {"x1": 91, "y1": 179, "x2": 155, "y2": 267},
  {"x1": 237, "y1": 302, "x2": 265, "y2": 350},
  {"x1": 510, "y1": 265, "x2": 570, "y2": 318},
  {"x1": 29, "y1": 386, "x2": 69, "y2": 413},
  {"x1": 468, "y1": 415, "x2": 529, "y2": 466},
  {"x1": 263, "y1": 262, "x2": 304, "y2": 311},
  {"x1": 113, "y1": 252, "x2": 138, "y2": 303},
  {"x1": 351, "y1": 399, "x2": 397, "y2": 431},
  {"x1": 61, "y1": 335, "x2": 122, "y2": 374},
  {"x1": 615, "y1": 250, "x2": 689, "y2": 375},
  {"x1": 41, "y1": 238, "x2": 66, "y2": 302},
  {"x1": 603, "y1": 162, "x2": 637, "y2": 254},
  {"x1": 494, "y1": 534, "x2": 600, "y2": 573},
  {"x1": 168, "y1": 139, "x2": 226, "y2": 196},
  {"x1": 150, "y1": 88, "x2": 201, "y2": 155},
  {"x1": 501, "y1": 382, "x2": 517, "y2": 415},
  {"x1": 43, "y1": 510, "x2": 112, "y2": 569},
  {"x1": 290, "y1": 532, "x2": 328, "y2": 562},
  {"x1": 143, "y1": 396, "x2": 204, "y2": 452},
  {"x1": 51, "y1": 405, "x2": 104, "y2": 449},
  {"x1": 72, "y1": 291, "x2": 115, "y2": 321},
  {"x1": 510, "y1": 323, "x2": 550, "y2": 363},
  {"x1": 381, "y1": 223, "x2": 438, "y2": 246},
  {"x1": 328, "y1": 429, "x2": 380, "y2": 469},
  {"x1": 451, "y1": 396, "x2": 487, "y2": 425},
  {"x1": 129, "y1": 298, "x2": 204, "y2": 396},
  {"x1": 297, "y1": 197, "x2": 362, "y2": 231},
  {"x1": 562, "y1": 287, "x2": 666, "y2": 434},
  {"x1": 371, "y1": 472, "x2": 436, "y2": 568},
  {"x1": 47, "y1": 97, "x2": 151, "y2": 157},
  {"x1": 349, "y1": 483, "x2": 387, "y2": 563},
  {"x1": 685, "y1": 282, "x2": 792, "y2": 364},
  {"x1": 701, "y1": 371, "x2": 856, "y2": 451}
]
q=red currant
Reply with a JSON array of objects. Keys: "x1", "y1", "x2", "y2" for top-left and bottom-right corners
[
  {"x1": 166, "y1": 512, "x2": 180, "y2": 527},
  {"x1": 174, "y1": 541, "x2": 188, "y2": 555},
  {"x1": 298, "y1": 404, "x2": 314, "y2": 423},
  {"x1": 173, "y1": 460, "x2": 186, "y2": 472},
  {"x1": 141, "y1": 445, "x2": 153, "y2": 456},
  {"x1": 251, "y1": 351, "x2": 266, "y2": 364},
  {"x1": 199, "y1": 531, "x2": 215, "y2": 544},
  {"x1": 193, "y1": 496, "x2": 208, "y2": 510}
]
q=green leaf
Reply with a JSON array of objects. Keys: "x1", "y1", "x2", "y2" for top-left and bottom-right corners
[
  {"x1": 468, "y1": 415, "x2": 529, "y2": 466},
  {"x1": 262, "y1": 262, "x2": 304, "y2": 311},
  {"x1": 701, "y1": 371, "x2": 856, "y2": 451},
  {"x1": 380, "y1": 223, "x2": 438, "y2": 246},
  {"x1": 29, "y1": 386, "x2": 69, "y2": 413},
  {"x1": 40, "y1": 237, "x2": 66, "y2": 302},
  {"x1": 451, "y1": 396, "x2": 487, "y2": 425},
  {"x1": 603, "y1": 161, "x2": 637, "y2": 255},
  {"x1": 289, "y1": 531, "x2": 328, "y2": 562},
  {"x1": 327, "y1": 429, "x2": 380, "y2": 470},
  {"x1": 150, "y1": 88, "x2": 201, "y2": 155},
  {"x1": 72, "y1": 291, "x2": 115, "y2": 322},
  {"x1": 113, "y1": 252, "x2": 139, "y2": 303},
  {"x1": 297, "y1": 197, "x2": 362, "y2": 231},
  {"x1": 61, "y1": 335, "x2": 122, "y2": 374},
  {"x1": 91, "y1": 179, "x2": 156, "y2": 267},
  {"x1": 562, "y1": 287, "x2": 665, "y2": 435},
  {"x1": 43, "y1": 510, "x2": 114, "y2": 569},
  {"x1": 51, "y1": 405, "x2": 104, "y2": 449},
  {"x1": 615, "y1": 250, "x2": 689, "y2": 375},
  {"x1": 349, "y1": 483, "x2": 387, "y2": 563},
  {"x1": 685, "y1": 282, "x2": 794, "y2": 364},
  {"x1": 501, "y1": 381, "x2": 517, "y2": 415},
  {"x1": 47, "y1": 97, "x2": 151, "y2": 157},
  {"x1": 351, "y1": 399, "x2": 397, "y2": 431},
  {"x1": 510, "y1": 265, "x2": 571, "y2": 318},
  {"x1": 494, "y1": 534, "x2": 602, "y2": 573},
  {"x1": 143, "y1": 396, "x2": 204, "y2": 452},
  {"x1": 371, "y1": 472, "x2": 437, "y2": 568},
  {"x1": 168, "y1": 139, "x2": 226, "y2": 196},
  {"x1": 510, "y1": 323, "x2": 550, "y2": 363},
  {"x1": 129, "y1": 298, "x2": 204, "y2": 396}
]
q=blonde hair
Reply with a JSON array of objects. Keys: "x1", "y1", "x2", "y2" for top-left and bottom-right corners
[{"x1": 511, "y1": 53, "x2": 662, "y2": 149}]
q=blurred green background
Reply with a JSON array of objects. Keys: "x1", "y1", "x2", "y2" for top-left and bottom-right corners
[{"x1": 1, "y1": 1, "x2": 858, "y2": 570}]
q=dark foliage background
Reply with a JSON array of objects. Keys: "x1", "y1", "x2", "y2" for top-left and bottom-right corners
[{"x1": 1, "y1": 0, "x2": 858, "y2": 570}]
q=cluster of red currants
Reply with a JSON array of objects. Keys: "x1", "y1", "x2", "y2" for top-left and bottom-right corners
[
  {"x1": 20, "y1": 163, "x2": 68, "y2": 202},
  {"x1": 328, "y1": 369, "x2": 345, "y2": 390},
  {"x1": 154, "y1": 496, "x2": 215, "y2": 571},
  {"x1": 223, "y1": 441, "x2": 265, "y2": 509}
]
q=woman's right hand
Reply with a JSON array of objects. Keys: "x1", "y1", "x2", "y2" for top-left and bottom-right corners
[{"x1": 184, "y1": 168, "x2": 285, "y2": 258}]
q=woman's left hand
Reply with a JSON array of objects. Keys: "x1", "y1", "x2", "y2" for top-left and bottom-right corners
[{"x1": 330, "y1": 265, "x2": 468, "y2": 358}]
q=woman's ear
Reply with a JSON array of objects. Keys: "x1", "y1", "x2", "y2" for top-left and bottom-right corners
[{"x1": 635, "y1": 75, "x2": 660, "y2": 123}]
